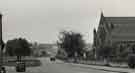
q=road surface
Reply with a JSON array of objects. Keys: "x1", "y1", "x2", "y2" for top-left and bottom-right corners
[{"x1": 5, "y1": 57, "x2": 121, "y2": 73}]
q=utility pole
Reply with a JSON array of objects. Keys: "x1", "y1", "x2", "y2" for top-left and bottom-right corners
[{"x1": 0, "y1": 13, "x2": 5, "y2": 73}]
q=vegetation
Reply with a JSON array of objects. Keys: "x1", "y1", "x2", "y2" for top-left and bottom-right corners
[
  {"x1": 6, "y1": 38, "x2": 31, "y2": 60},
  {"x1": 97, "y1": 46, "x2": 114, "y2": 58},
  {"x1": 57, "y1": 30, "x2": 85, "y2": 58}
]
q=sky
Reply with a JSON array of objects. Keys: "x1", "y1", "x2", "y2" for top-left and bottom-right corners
[{"x1": 1, "y1": 0, "x2": 135, "y2": 44}]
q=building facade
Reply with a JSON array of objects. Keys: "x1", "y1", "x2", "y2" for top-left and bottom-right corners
[{"x1": 93, "y1": 13, "x2": 135, "y2": 59}]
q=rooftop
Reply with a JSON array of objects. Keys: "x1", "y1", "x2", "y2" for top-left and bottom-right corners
[{"x1": 100, "y1": 13, "x2": 135, "y2": 42}]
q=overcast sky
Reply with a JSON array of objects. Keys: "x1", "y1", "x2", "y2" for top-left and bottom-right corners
[{"x1": 1, "y1": 0, "x2": 135, "y2": 43}]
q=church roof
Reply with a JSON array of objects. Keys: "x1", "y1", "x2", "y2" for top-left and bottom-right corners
[
  {"x1": 104, "y1": 17, "x2": 135, "y2": 24},
  {"x1": 99, "y1": 14, "x2": 135, "y2": 42}
]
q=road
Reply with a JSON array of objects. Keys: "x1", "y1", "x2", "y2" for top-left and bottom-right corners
[{"x1": 5, "y1": 57, "x2": 120, "y2": 73}]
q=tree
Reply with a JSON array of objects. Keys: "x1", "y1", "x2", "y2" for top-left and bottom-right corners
[
  {"x1": 6, "y1": 38, "x2": 31, "y2": 60},
  {"x1": 57, "y1": 30, "x2": 85, "y2": 58}
]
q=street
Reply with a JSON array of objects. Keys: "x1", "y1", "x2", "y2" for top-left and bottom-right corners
[{"x1": 4, "y1": 57, "x2": 121, "y2": 73}]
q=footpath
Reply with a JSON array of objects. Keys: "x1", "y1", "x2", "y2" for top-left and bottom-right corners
[
  {"x1": 78, "y1": 60, "x2": 128, "y2": 68},
  {"x1": 67, "y1": 62, "x2": 135, "y2": 73},
  {"x1": 59, "y1": 59, "x2": 135, "y2": 73}
]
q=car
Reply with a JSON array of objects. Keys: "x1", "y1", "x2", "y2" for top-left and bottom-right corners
[
  {"x1": 0, "y1": 66, "x2": 6, "y2": 73},
  {"x1": 50, "y1": 57, "x2": 56, "y2": 61},
  {"x1": 16, "y1": 61, "x2": 26, "y2": 72}
]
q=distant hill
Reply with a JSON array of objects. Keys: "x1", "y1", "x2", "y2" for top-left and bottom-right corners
[
  {"x1": 37, "y1": 43, "x2": 58, "y2": 56},
  {"x1": 33, "y1": 43, "x2": 93, "y2": 57},
  {"x1": 37, "y1": 43, "x2": 92, "y2": 51}
]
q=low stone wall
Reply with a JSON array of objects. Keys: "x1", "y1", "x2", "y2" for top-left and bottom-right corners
[{"x1": 2, "y1": 57, "x2": 42, "y2": 67}]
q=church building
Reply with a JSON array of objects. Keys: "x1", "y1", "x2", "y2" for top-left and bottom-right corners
[{"x1": 93, "y1": 12, "x2": 135, "y2": 58}]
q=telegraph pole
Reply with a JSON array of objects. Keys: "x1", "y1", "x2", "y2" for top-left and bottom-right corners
[
  {"x1": 0, "y1": 13, "x2": 2, "y2": 68},
  {"x1": 0, "y1": 13, "x2": 5, "y2": 72}
]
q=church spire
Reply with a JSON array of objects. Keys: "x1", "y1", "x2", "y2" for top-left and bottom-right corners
[
  {"x1": 101, "y1": 10, "x2": 104, "y2": 18},
  {"x1": 99, "y1": 10, "x2": 104, "y2": 25}
]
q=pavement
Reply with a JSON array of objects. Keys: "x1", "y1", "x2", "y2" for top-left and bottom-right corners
[
  {"x1": 76, "y1": 60, "x2": 128, "y2": 68},
  {"x1": 2, "y1": 57, "x2": 135, "y2": 73}
]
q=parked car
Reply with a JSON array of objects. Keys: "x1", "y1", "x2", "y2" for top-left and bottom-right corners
[{"x1": 16, "y1": 61, "x2": 26, "y2": 72}]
